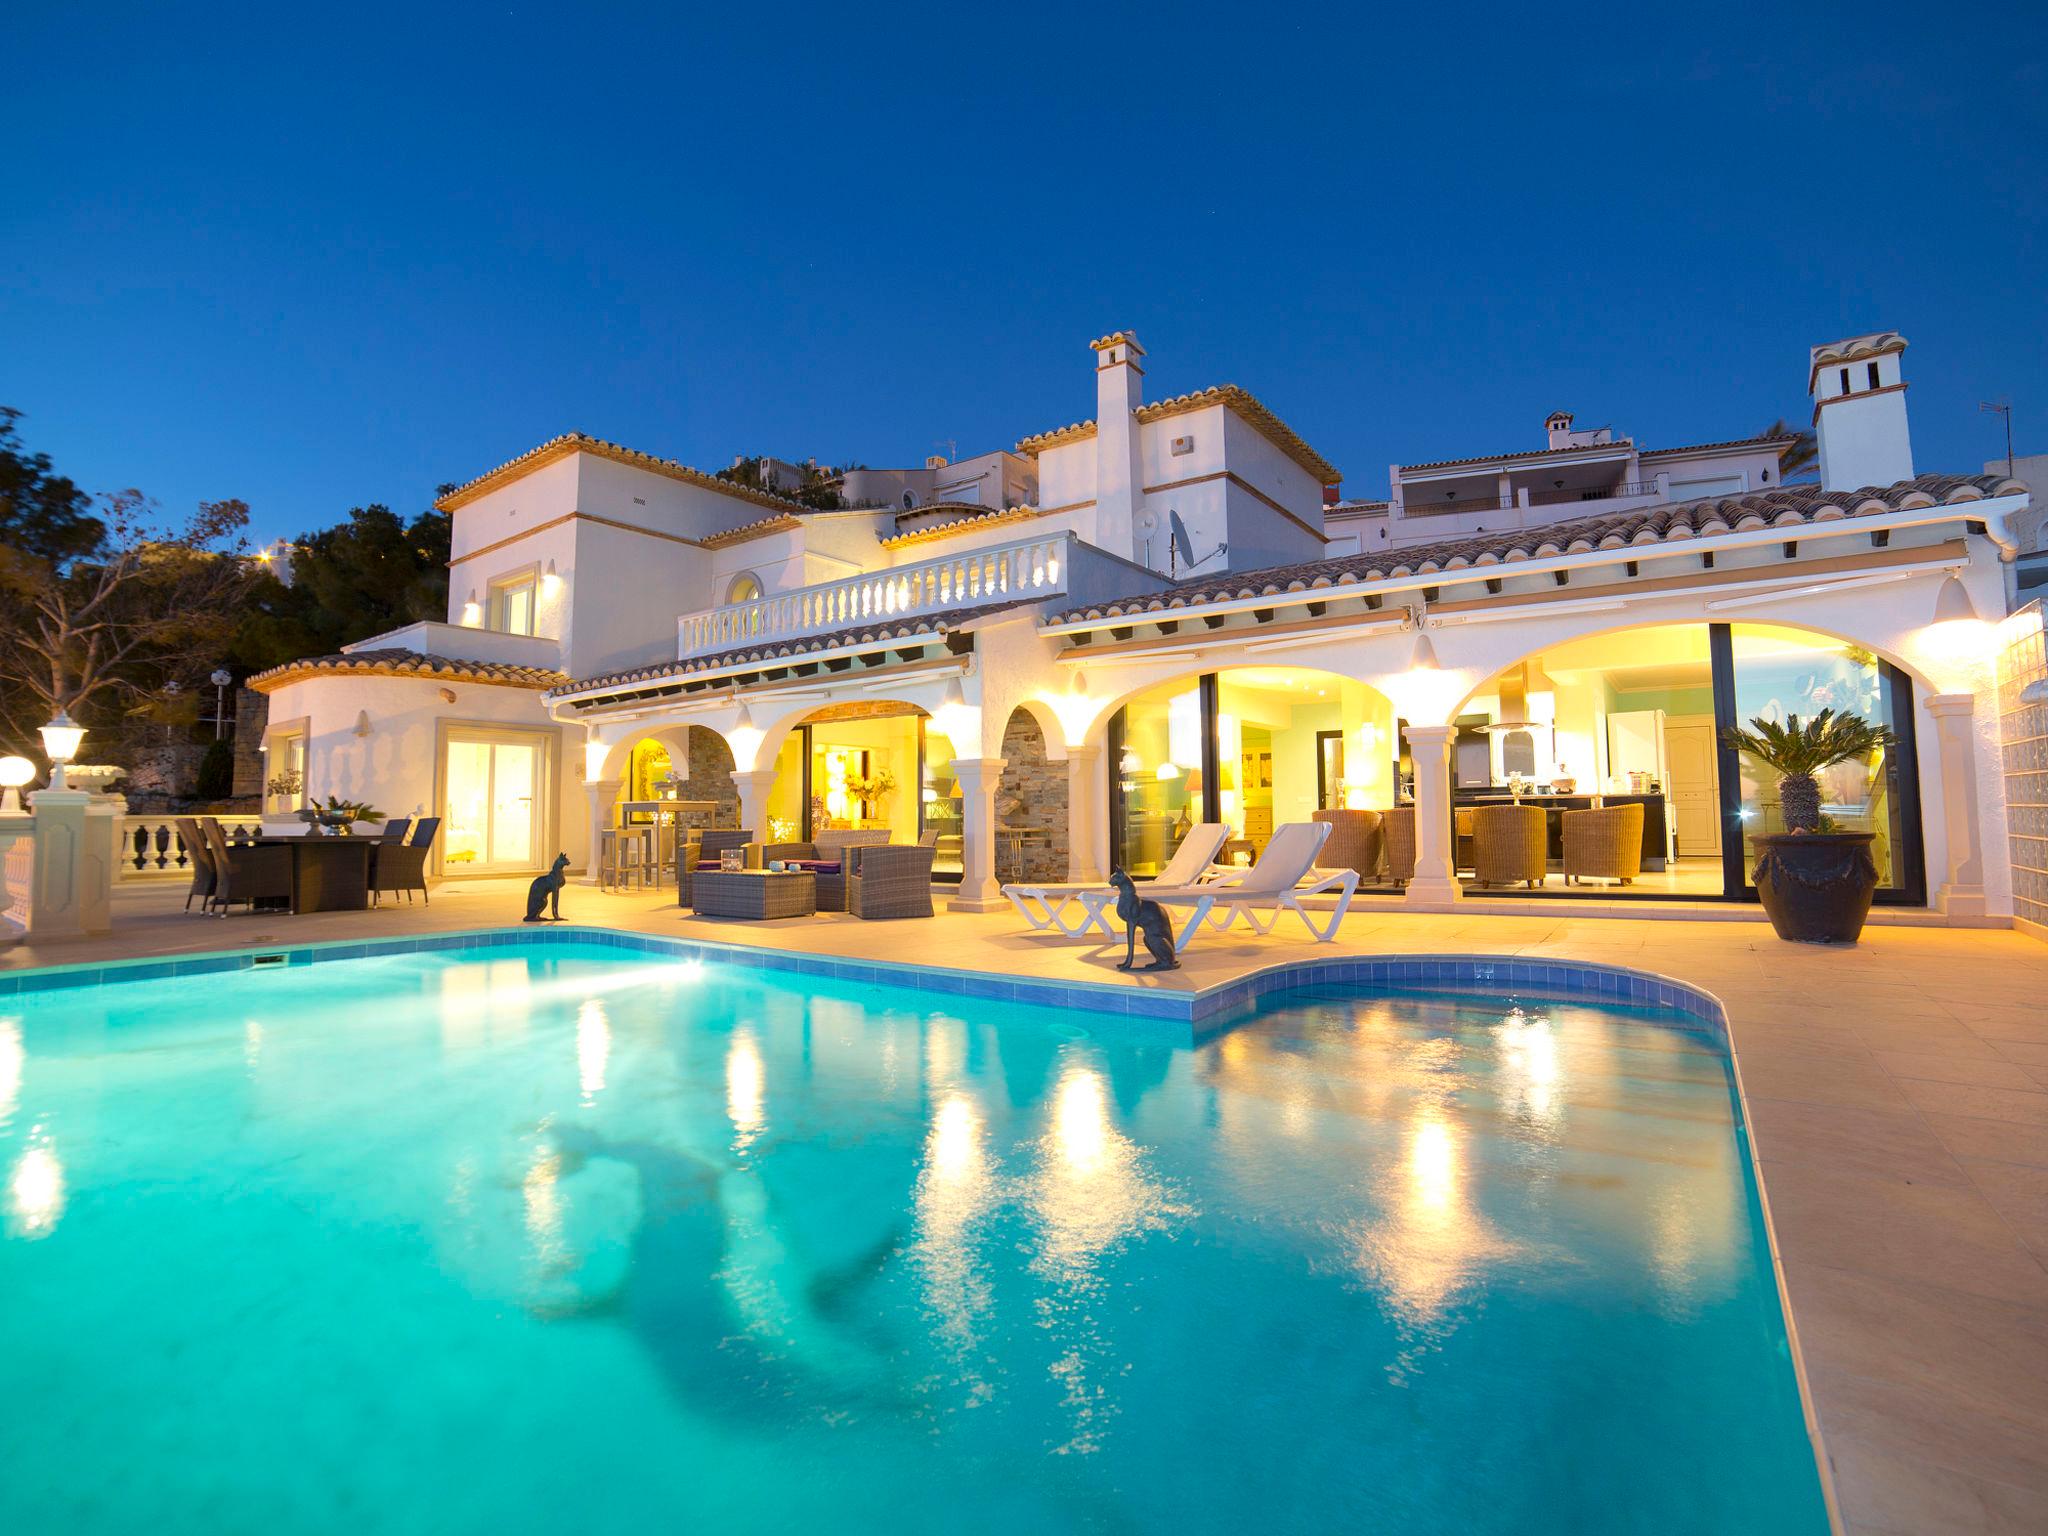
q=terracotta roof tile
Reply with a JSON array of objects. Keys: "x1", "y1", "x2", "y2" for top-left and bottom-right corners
[
  {"x1": 1016, "y1": 384, "x2": 1339, "y2": 484},
  {"x1": 1045, "y1": 474, "x2": 2023, "y2": 624},
  {"x1": 435, "y1": 432, "x2": 810, "y2": 515},
  {"x1": 248, "y1": 650, "x2": 568, "y2": 694}
]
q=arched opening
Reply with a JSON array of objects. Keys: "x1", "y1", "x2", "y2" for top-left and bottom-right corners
[
  {"x1": 1450, "y1": 619, "x2": 1925, "y2": 903},
  {"x1": 759, "y1": 701, "x2": 963, "y2": 879},
  {"x1": 996, "y1": 706, "x2": 1067, "y2": 884},
  {"x1": 1105, "y1": 665, "x2": 1399, "y2": 881}
]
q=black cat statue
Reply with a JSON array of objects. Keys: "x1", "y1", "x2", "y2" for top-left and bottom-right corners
[
  {"x1": 523, "y1": 853, "x2": 571, "y2": 922},
  {"x1": 1109, "y1": 868, "x2": 1178, "y2": 971}
]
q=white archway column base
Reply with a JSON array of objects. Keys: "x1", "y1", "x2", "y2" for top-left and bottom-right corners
[
  {"x1": 1064, "y1": 745, "x2": 1104, "y2": 884},
  {"x1": 1924, "y1": 692, "x2": 1989, "y2": 923},
  {"x1": 949, "y1": 756, "x2": 1009, "y2": 912},
  {"x1": 730, "y1": 769, "x2": 778, "y2": 844},
  {"x1": 1402, "y1": 725, "x2": 1464, "y2": 907},
  {"x1": 579, "y1": 778, "x2": 623, "y2": 883}
]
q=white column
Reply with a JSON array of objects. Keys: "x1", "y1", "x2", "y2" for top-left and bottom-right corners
[
  {"x1": 1065, "y1": 745, "x2": 1104, "y2": 883},
  {"x1": 22, "y1": 789, "x2": 115, "y2": 939},
  {"x1": 579, "y1": 778, "x2": 622, "y2": 884},
  {"x1": 1403, "y1": 726, "x2": 1463, "y2": 907},
  {"x1": 949, "y1": 756, "x2": 1008, "y2": 912},
  {"x1": 1924, "y1": 693, "x2": 1987, "y2": 922},
  {"x1": 730, "y1": 769, "x2": 778, "y2": 843}
]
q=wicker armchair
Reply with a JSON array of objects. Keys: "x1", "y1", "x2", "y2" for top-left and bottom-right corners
[
  {"x1": 370, "y1": 818, "x2": 437, "y2": 906},
  {"x1": 1383, "y1": 807, "x2": 1417, "y2": 886},
  {"x1": 1471, "y1": 804, "x2": 1547, "y2": 888},
  {"x1": 1311, "y1": 809, "x2": 1383, "y2": 883},
  {"x1": 846, "y1": 842, "x2": 937, "y2": 919},
  {"x1": 677, "y1": 829, "x2": 756, "y2": 908},
  {"x1": 1562, "y1": 802, "x2": 1645, "y2": 886},
  {"x1": 760, "y1": 829, "x2": 890, "y2": 911},
  {"x1": 203, "y1": 820, "x2": 291, "y2": 914},
  {"x1": 175, "y1": 816, "x2": 217, "y2": 912}
]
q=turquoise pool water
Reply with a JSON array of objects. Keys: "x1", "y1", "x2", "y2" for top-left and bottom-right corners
[{"x1": 0, "y1": 942, "x2": 1827, "y2": 1534}]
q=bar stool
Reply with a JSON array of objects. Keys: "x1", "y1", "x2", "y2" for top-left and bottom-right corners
[{"x1": 599, "y1": 826, "x2": 656, "y2": 891}]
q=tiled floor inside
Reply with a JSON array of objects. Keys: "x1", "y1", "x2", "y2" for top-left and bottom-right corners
[{"x1": 10, "y1": 877, "x2": 2048, "y2": 1534}]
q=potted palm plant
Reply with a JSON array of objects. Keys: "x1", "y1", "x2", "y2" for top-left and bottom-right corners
[{"x1": 1720, "y1": 710, "x2": 1894, "y2": 943}]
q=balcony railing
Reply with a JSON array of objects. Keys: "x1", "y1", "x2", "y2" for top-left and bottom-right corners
[
  {"x1": 679, "y1": 533, "x2": 1073, "y2": 659},
  {"x1": 1526, "y1": 481, "x2": 1662, "y2": 507},
  {"x1": 117, "y1": 814, "x2": 263, "y2": 880},
  {"x1": 1402, "y1": 481, "x2": 1668, "y2": 519}
]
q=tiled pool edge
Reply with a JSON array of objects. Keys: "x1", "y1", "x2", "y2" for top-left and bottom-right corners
[
  {"x1": 0, "y1": 922, "x2": 1841, "y2": 1529},
  {"x1": 0, "y1": 923, "x2": 1730, "y2": 1033}
]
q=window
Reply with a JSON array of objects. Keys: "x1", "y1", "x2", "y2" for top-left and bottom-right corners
[
  {"x1": 725, "y1": 573, "x2": 761, "y2": 604},
  {"x1": 1839, "y1": 367, "x2": 1851, "y2": 394},
  {"x1": 489, "y1": 571, "x2": 538, "y2": 636},
  {"x1": 1867, "y1": 361, "x2": 1882, "y2": 390}
]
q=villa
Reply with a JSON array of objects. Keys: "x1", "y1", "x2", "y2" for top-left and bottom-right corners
[{"x1": 248, "y1": 328, "x2": 2032, "y2": 930}]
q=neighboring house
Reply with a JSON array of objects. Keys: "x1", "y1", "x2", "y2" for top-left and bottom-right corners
[
  {"x1": 1986, "y1": 451, "x2": 2048, "y2": 594},
  {"x1": 252, "y1": 327, "x2": 2030, "y2": 932}
]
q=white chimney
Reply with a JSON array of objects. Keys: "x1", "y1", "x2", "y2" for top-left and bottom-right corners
[
  {"x1": 1545, "y1": 411, "x2": 1575, "y2": 449},
  {"x1": 1092, "y1": 331, "x2": 1146, "y2": 561},
  {"x1": 1810, "y1": 332, "x2": 1913, "y2": 490}
]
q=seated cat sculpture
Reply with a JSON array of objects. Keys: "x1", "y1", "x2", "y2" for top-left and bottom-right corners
[
  {"x1": 1110, "y1": 867, "x2": 1178, "y2": 971},
  {"x1": 524, "y1": 853, "x2": 571, "y2": 922}
]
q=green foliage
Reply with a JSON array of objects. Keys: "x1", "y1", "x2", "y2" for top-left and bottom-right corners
[
  {"x1": 314, "y1": 794, "x2": 384, "y2": 825},
  {"x1": 0, "y1": 407, "x2": 103, "y2": 563},
  {"x1": 231, "y1": 503, "x2": 451, "y2": 669},
  {"x1": 1761, "y1": 418, "x2": 1818, "y2": 483},
  {"x1": 1719, "y1": 709, "x2": 1893, "y2": 778},
  {"x1": 195, "y1": 737, "x2": 235, "y2": 799},
  {"x1": 714, "y1": 456, "x2": 842, "y2": 510}
]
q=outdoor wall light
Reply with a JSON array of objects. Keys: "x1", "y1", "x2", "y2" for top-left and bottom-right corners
[
  {"x1": 541, "y1": 559, "x2": 561, "y2": 595},
  {"x1": 1406, "y1": 612, "x2": 1440, "y2": 672},
  {"x1": 461, "y1": 590, "x2": 482, "y2": 627},
  {"x1": 39, "y1": 710, "x2": 86, "y2": 790},
  {"x1": 0, "y1": 755, "x2": 35, "y2": 813},
  {"x1": 1931, "y1": 572, "x2": 1981, "y2": 626}
]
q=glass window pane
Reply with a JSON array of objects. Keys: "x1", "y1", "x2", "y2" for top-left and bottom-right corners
[
  {"x1": 922, "y1": 723, "x2": 961, "y2": 875},
  {"x1": 1727, "y1": 624, "x2": 1909, "y2": 889},
  {"x1": 444, "y1": 740, "x2": 492, "y2": 870},
  {"x1": 1112, "y1": 679, "x2": 1203, "y2": 877},
  {"x1": 765, "y1": 730, "x2": 807, "y2": 842},
  {"x1": 489, "y1": 743, "x2": 538, "y2": 867}
]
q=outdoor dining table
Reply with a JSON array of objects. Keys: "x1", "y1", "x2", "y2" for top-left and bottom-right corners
[{"x1": 252, "y1": 836, "x2": 372, "y2": 913}]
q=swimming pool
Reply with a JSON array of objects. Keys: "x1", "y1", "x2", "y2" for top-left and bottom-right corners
[{"x1": 0, "y1": 938, "x2": 1828, "y2": 1534}]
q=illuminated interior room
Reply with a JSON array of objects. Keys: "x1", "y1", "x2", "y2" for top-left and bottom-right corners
[
  {"x1": 762, "y1": 703, "x2": 962, "y2": 877},
  {"x1": 1450, "y1": 622, "x2": 1923, "y2": 901}
]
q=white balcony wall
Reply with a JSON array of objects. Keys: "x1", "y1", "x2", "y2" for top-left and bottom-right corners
[
  {"x1": 678, "y1": 533, "x2": 1078, "y2": 659},
  {"x1": 344, "y1": 621, "x2": 562, "y2": 671}
]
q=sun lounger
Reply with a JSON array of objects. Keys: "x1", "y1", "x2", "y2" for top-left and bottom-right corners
[
  {"x1": 1002, "y1": 824, "x2": 1230, "y2": 938},
  {"x1": 1141, "y1": 820, "x2": 1359, "y2": 951}
]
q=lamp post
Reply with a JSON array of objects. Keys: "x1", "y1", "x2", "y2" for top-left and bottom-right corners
[
  {"x1": 210, "y1": 669, "x2": 233, "y2": 739},
  {"x1": 39, "y1": 710, "x2": 86, "y2": 792}
]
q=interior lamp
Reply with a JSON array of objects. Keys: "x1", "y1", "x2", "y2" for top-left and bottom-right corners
[
  {"x1": 39, "y1": 710, "x2": 85, "y2": 791},
  {"x1": 0, "y1": 755, "x2": 34, "y2": 813}
]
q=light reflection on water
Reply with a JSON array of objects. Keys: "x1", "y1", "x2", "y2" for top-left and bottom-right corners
[{"x1": 0, "y1": 951, "x2": 1826, "y2": 1535}]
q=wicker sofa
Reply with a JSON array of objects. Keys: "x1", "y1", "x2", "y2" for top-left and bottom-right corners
[
  {"x1": 759, "y1": 829, "x2": 891, "y2": 912},
  {"x1": 1562, "y1": 802, "x2": 1646, "y2": 886},
  {"x1": 676, "y1": 829, "x2": 757, "y2": 908},
  {"x1": 846, "y1": 842, "x2": 938, "y2": 919}
]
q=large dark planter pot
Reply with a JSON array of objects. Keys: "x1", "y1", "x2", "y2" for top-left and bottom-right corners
[{"x1": 1752, "y1": 833, "x2": 1879, "y2": 944}]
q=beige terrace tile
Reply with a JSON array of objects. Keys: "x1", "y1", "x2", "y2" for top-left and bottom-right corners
[
  {"x1": 1961, "y1": 1160, "x2": 2048, "y2": 1261},
  {"x1": 1756, "y1": 1160, "x2": 2048, "y2": 1308},
  {"x1": 1736, "y1": 1050, "x2": 1914, "y2": 1111},
  {"x1": 1808, "y1": 1364, "x2": 2048, "y2": 1497},
  {"x1": 1830, "y1": 1433, "x2": 2048, "y2": 1535},
  {"x1": 1744, "y1": 1099, "x2": 1969, "y2": 1187},
  {"x1": 1926, "y1": 1115, "x2": 2048, "y2": 1171},
  {"x1": 1893, "y1": 1080, "x2": 2048, "y2": 1129},
  {"x1": 1874, "y1": 1052, "x2": 2045, "y2": 1090}
]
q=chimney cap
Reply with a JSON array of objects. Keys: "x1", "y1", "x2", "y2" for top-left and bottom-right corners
[
  {"x1": 1090, "y1": 330, "x2": 1145, "y2": 356},
  {"x1": 1809, "y1": 331, "x2": 1907, "y2": 392}
]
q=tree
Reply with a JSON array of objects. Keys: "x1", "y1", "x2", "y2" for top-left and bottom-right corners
[
  {"x1": 230, "y1": 502, "x2": 452, "y2": 670},
  {"x1": 0, "y1": 489, "x2": 255, "y2": 744},
  {"x1": 1762, "y1": 418, "x2": 1819, "y2": 482},
  {"x1": 0, "y1": 407, "x2": 103, "y2": 562},
  {"x1": 1720, "y1": 710, "x2": 1894, "y2": 833}
]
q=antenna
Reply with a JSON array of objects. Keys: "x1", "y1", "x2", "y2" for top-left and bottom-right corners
[
  {"x1": 1166, "y1": 509, "x2": 1227, "y2": 578},
  {"x1": 1980, "y1": 400, "x2": 2015, "y2": 479}
]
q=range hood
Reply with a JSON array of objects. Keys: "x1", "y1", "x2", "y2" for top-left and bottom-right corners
[{"x1": 1477, "y1": 661, "x2": 1555, "y2": 734}]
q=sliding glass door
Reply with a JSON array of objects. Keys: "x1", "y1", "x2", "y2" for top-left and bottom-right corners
[{"x1": 442, "y1": 730, "x2": 548, "y2": 875}]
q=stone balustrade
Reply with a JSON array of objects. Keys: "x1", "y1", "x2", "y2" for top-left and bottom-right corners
[
  {"x1": 116, "y1": 814, "x2": 264, "y2": 879},
  {"x1": 678, "y1": 533, "x2": 1073, "y2": 659}
]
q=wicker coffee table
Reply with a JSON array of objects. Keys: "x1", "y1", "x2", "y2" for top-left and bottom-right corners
[{"x1": 690, "y1": 868, "x2": 817, "y2": 919}]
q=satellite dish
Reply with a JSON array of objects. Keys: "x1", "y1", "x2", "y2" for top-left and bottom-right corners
[
  {"x1": 1165, "y1": 508, "x2": 1227, "y2": 577},
  {"x1": 1133, "y1": 508, "x2": 1160, "y2": 568}
]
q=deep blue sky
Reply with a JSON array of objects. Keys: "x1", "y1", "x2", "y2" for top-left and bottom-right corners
[{"x1": 6, "y1": 2, "x2": 2044, "y2": 544}]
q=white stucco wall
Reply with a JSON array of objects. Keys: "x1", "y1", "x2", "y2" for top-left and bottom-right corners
[{"x1": 260, "y1": 673, "x2": 581, "y2": 878}]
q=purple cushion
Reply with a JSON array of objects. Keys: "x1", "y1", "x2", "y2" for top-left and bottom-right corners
[{"x1": 785, "y1": 858, "x2": 842, "y2": 874}]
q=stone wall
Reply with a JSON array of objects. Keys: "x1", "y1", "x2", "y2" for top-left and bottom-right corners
[
  {"x1": 998, "y1": 708, "x2": 1067, "y2": 882},
  {"x1": 682, "y1": 725, "x2": 741, "y2": 829},
  {"x1": 233, "y1": 687, "x2": 269, "y2": 797}
]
